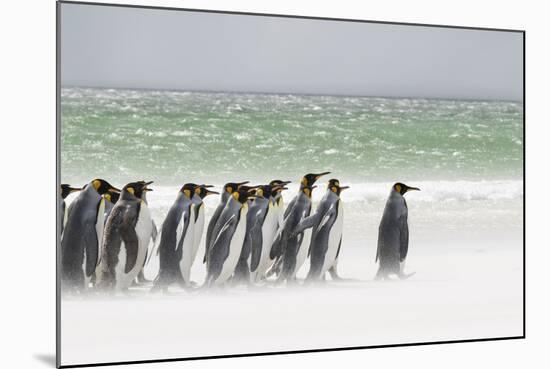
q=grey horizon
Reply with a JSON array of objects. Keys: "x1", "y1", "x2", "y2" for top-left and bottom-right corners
[{"x1": 60, "y1": 3, "x2": 523, "y2": 102}]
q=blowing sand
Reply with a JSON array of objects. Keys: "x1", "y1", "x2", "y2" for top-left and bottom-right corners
[{"x1": 60, "y1": 240, "x2": 523, "y2": 366}]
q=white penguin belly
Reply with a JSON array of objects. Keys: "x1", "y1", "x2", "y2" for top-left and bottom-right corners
[
  {"x1": 321, "y1": 201, "x2": 343, "y2": 275},
  {"x1": 294, "y1": 227, "x2": 312, "y2": 278},
  {"x1": 116, "y1": 203, "x2": 152, "y2": 290},
  {"x1": 253, "y1": 208, "x2": 278, "y2": 282},
  {"x1": 179, "y1": 205, "x2": 196, "y2": 284},
  {"x1": 215, "y1": 206, "x2": 248, "y2": 284},
  {"x1": 262, "y1": 202, "x2": 283, "y2": 275},
  {"x1": 191, "y1": 206, "x2": 204, "y2": 265},
  {"x1": 84, "y1": 198, "x2": 105, "y2": 287},
  {"x1": 276, "y1": 201, "x2": 284, "y2": 228}
]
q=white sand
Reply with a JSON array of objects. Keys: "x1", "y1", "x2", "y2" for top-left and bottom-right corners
[{"x1": 60, "y1": 241, "x2": 523, "y2": 366}]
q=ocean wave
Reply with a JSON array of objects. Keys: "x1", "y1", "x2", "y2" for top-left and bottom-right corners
[
  {"x1": 130, "y1": 180, "x2": 522, "y2": 213},
  {"x1": 321, "y1": 180, "x2": 523, "y2": 203}
]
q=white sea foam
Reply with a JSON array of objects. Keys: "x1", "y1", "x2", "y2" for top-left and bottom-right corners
[
  {"x1": 171, "y1": 130, "x2": 193, "y2": 137},
  {"x1": 129, "y1": 180, "x2": 522, "y2": 223}
]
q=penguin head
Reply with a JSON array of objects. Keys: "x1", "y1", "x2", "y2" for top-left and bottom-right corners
[
  {"x1": 223, "y1": 181, "x2": 250, "y2": 195},
  {"x1": 60, "y1": 184, "x2": 82, "y2": 199},
  {"x1": 393, "y1": 182, "x2": 420, "y2": 195},
  {"x1": 269, "y1": 179, "x2": 291, "y2": 187},
  {"x1": 301, "y1": 172, "x2": 330, "y2": 187},
  {"x1": 180, "y1": 183, "x2": 199, "y2": 199},
  {"x1": 328, "y1": 179, "x2": 350, "y2": 196},
  {"x1": 196, "y1": 185, "x2": 220, "y2": 199},
  {"x1": 269, "y1": 180, "x2": 291, "y2": 194},
  {"x1": 232, "y1": 188, "x2": 258, "y2": 204},
  {"x1": 252, "y1": 185, "x2": 275, "y2": 199},
  {"x1": 91, "y1": 179, "x2": 120, "y2": 195},
  {"x1": 301, "y1": 185, "x2": 317, "y2": 198},
  {"x1": 123, "y1": 181, "x2": 153, "y2": 199},
  {"x1": 103, "y1": 191, "x2": 120, "y2": 204}
]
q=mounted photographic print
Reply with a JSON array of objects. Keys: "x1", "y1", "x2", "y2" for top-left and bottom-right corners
[{"x1": 57, "y1": 1, "x2": 524, "y2": 367}]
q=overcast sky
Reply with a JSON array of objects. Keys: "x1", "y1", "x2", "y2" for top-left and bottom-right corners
[{"x1": 60, "y1": 3, "x2": 523, "y2": 101}]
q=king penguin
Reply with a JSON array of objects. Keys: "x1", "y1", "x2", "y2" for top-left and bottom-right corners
[
  {"x1": 60, "y1": 184, "x2": 82, "y2": 236},
  {"x1": 204, "y1": 181, "x2": 249, "y2": 265},
  {"x1": 375, "y1": 182, "x2": 420, "y2": 280},
  {"x1": 292, "y1": 179, "x2": 349, "y2": 281},
  {"x1": 152, "y1": 183, "x2": 198, "y2": 291},
  {"x1": 269, "y1": 172, "x2": 329, "y2": 283},
  {"x1": 250, "y1": 183, "x2": 289, "y2": 283},
  {"x1": 191, "y1": 185, "x2": 218, "y2": 265},
  {"x1": 259, "y1": 180, "x2": 291, "y2": 278},
  {"x1": 135, "y1": 180, "x2": 158, "y2": 285},
  {"x1": 61, "y1": 179, "x2": 120, "y2": 292},
  {"x1": 96, "y1": 181, "x2": 153, "y2": 292},
  {"x1": 183, "y1": 185, "x2": 219, "y2": 284},
  {"x1": 205, "y1": 188, "x2": 256, "y2": 287},
  {"x1": 233, "y1": 183, "x2": 288, "y2": 284}
]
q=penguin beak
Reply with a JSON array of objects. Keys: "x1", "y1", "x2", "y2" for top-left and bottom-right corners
[
  {"x1": 236, "y1": 181, "x2": 250, "y2": 187},
  {"x1": 142, "y1": 181, "x2": 153, "y2": 191},
  {"x1": 339, "y1": 186, "x2": 350, "y2": 191},
  {"x1": 108, "y1": 186, "x2": 121, "y2": 193},
  {"x1": 242, "y1": 185, "x2": 261, "y2": 193},
  {"x1": 205, "y1": 189, "x2": 219, "y2": 196},
  {"x1": 280, "y1": 181, "x2": 291, "y2": 185},
  {"x1": 201, "y1": 184, "x2": 215, "y2": 188},
  {"x1": 272, "y1": 184, "x2": 287, "y2": 192},
  {"x1": 314, "y1": 172, "x2": 331, "y2": 180},
  {"x1": 407, "y1": 186, "x2": 421, "y2": 192}
]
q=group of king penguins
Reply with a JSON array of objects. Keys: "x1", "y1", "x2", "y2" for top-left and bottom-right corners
[{"x1": 60, "y1": 172, "x2": 420, "y2": 295}]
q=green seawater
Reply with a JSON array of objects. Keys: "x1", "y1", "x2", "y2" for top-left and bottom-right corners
[{"x1": 61, "y1": 87, "x2": 523, "y2": 185}]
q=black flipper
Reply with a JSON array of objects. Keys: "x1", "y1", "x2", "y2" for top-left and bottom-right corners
[
  {"x1": 283, "y1": 196, "x2": 296, "y2": 220},
  {"x1": 151, "y1": 220, "x2": 158, "y2": 243},
  {"x1": 84, "y1": 199, "x2": 104, "y2": 278},
  {"x1": 399, "y1": 214, "x2": 409, "y2": 262},
  {"x1": 84, "y1": 225, "x2": 99, "y2": 278},
  {"x1": 120, "y1": 206, "x2": 140, "y2": 274},
  {"x1": 208, "y1": 214, "x2": 239, "y2": 282},
  {"x1": 290, "y1": 212, "x2": 319, "y2": 238},
  {"x1": 269, "y1": 230, "x2": 284, "y2": 260},
  {"x1": 204, "y1": 203, "x2": 224, "y2": 263},
  {"x1": 335, "y1": 237, "x2": 342, "y2": 259},
  {"x1": 249, "y1": 222, "x2": 263, "y2": 272}
]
